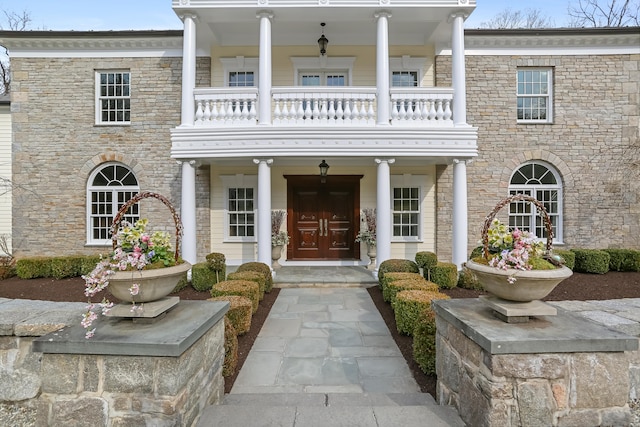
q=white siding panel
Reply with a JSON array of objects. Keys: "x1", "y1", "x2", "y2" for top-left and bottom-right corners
[{"x1": 0, "y1": 105, "x2": 11, "y2": 256}]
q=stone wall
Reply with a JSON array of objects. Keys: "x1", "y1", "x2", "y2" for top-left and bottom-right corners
[
  {"x1": 10, "y1": 56, "x2": 212, "y2": 261},
  {"x1": 436, "y1": 53, "x2": 640, "y2": 255}
]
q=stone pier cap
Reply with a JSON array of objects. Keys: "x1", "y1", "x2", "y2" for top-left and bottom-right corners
[
  {"x1": 433, "y1": 299, "x2": 639, "y2": 355},
  {"x1": 33, "y1": 300, "x2": 229, "y2": 357}
]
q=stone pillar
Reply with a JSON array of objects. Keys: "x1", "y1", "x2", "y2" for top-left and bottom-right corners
[
  {"x1": 375, "y1": 158, "x2": 395, "y2": 268},
  {"x1": 375, "y1": 10, "x2": 391, "y2": 125},
  {"x1": 180, "y1": 13, "x2": 197, "y2": 126},
  {"x1": 254, "y1": 158, "x2": 273, "y2": 267},
  {"x1": 181, "y1": 160, "x2": 197, "y2": 265},
  {"x1": 451, "y1": 13, "x2": 467, "y2": 126},
  {"x1": 452, "y1": 159, "x2": 468, "y2": 269},
  {"x1": 257, "y1": 11, "x2": 273, "y2": 125}
]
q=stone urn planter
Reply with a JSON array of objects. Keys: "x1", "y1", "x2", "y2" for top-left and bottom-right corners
[
  {"x1": 108, "y1": 262, "x2": 191, "y2": 303},
  {"x1": 271, "y1": 245, "x2": 283, "y2": 269},
  {"x1": 366, "y1": 244, "x2": 377, "y2": 270}
]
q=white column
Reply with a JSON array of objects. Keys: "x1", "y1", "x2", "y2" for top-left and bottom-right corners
[
  {"x1": 253, "y1": 159, "x2": 273, "y2": 266},
  {"x1": 375, "y1": 11, "x2": 391, "y2": 125},
  {"x1": 180, "y1": 160, "x2": 197, "y2": 265},
  {"x1": 375, "y1": 158, "x2": 395, "y2": 268},
  {"x1": 451, "y1": 13, "x2": 467, "y2": 126},
  {"x1": 257, "y1": 11, "x2": 273, "y2": 125},
  {"x1": 452, "y1": 159, "x2": 468, "y2": 270},
  {"x1": 180, "y1": 14, "x2": 197, "y2": 126}
]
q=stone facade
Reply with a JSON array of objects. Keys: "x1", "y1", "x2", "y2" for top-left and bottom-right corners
[
  {"x1": 436, "y1": 50, "x2": 640, "y2": 258},
  {"x1": 10, "y1": 55, "x2": 212, "y2": 261}
]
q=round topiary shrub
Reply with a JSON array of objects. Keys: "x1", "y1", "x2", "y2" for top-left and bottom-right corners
[
  {"x1": 415, "y1": 251, "x2": 438, "y2": 271},
  {"x1": 384, "y1": 279, "x2": 439, "y2": 304},
  {"x1": 430, "y1": 262, "x2": 458, "y2": 289},
  {"x1": 205, "y1": 252, "x2": 226, "y2": 283},
  {"x1": 393, "y1": 290, "x2": 449, "y2": 336},
  {"x1": 236, "y1": 262, "x2": 273, "y2": 293},
  {"x1": 222, "y1": 317, "x2": 238, "y2": 377},
  {"x1": 209, "y1": 295, "x2": 253, "y2": 335},
  {"x1": 227, "y1": 271, "x2": 266, "y2": 301},
  {"x1": 211, "y1": 280, "x2": 260, "y2": 313},
  {"x1": 413, "y1": 310, "x2": 437, "y2": 376},
  {"x1": 191, "y1": 262, "x2": 219, "y2": 292},
  {"x1": 377, "y1": 259, "x2": 419, "y2": 288}
]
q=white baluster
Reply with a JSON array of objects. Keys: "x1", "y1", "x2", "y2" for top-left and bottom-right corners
[
  {"x1": 204, "y1": 101, "x2": 212, "y2": 123},
  {"x1": 420, "y1": 100, "x2": 429, "y2": 120},
  {"x1": 336, "y1": 100, "x2": 344, "y2": 123},
  {"x1": 344, "y1": 99, "x2": 352, "y2": 123},
  {"x1": 304, "y1": 97, "x2": 313, "y2": 121},
  {"x1": 398, "y1": 100, "x2": 407, "y2": 121},
  {"x1": 273, "y1": 99, "x2": 281, "y2": 123},
  {"x1": 320, "y1": 98, "x2": 328, "y2": 120},
  {"x1": 328, "y1": 99, "x2": 336, "y2": 122},
  {"x1": 209, "y1": 101, "x2": 217, "y2": 123},
  {"x1": 195, "y1": 100, "x2": 204, "y2": 125},
  {"x1": 391, "y1": 99, "x2": 399, "y2": 122},
  {"x1": 351, "y1": 99, "x2": 361, "y2": 124},
  {"x1": 249, "y1": 99, "x2": 257, "y2": 123},
  {"x1": 428, "y1": 100, "x2": 437, "y2": 121},
  {"x1": 367, "y1": 99, "x2": 375, "y2": 124},
  {"x1": 443, "y1": 99, "x2": 452, "y2": 121},
  {"x1": 241, "y1": 100, "x2": 249, "y2": 121},
  {"x1": 225, "y1": 100, "x2": 234, "y2": 123},
  {"x1": 436, "y1": 100, "x2": 444, "y2": 120},
  {"x1": 296, "y1": 99, "x2": 305, "y2": 122},
  {"x1": 312, "y1": 98, "x2": 320, "y2": 120}
]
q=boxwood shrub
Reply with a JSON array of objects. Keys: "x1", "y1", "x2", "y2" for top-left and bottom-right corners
[
  {"x1": 553, "y1": 249, "x2": 575, "y2": 271},
  {"x1": 571, "y1": 249, "x2": 610, "y2": 274},
  {"x1": 457, "y1": 264, "x2": 483, "y2": 291},
  {"x1": 381, "y1": 272, "x2": 425, "y2": 299},
  {"x1": 235, "y1": 262, "x2": 273, "y2": 293},
  {"x1": 191, "y1": 262, "x2": 219, "y2": 291},
  {"x1": 16, "y1": 255, "x2": 103, "y2": 279},
  {"x1": 205, "y1": 252, "x2": 226, "y2": 282},
  {"x1": 209, "y1": 295, "x2": 253, "y2": 335},
  {"x1": 227, "y1": 271, "x2": 267, "y2": 301},
  {"x1": 211, "y1": 280, "x2": 260, "y2": 313},
  {"x1": 393, "y1": 289, "x2": 449, "y2": 336},
  {"x1": 383, "y1": 278, "x2": 439, "y2": 304},
  {"x1": 413, "y1": 310, "x2": 437, "y2": 376},
  {"x1": 222, "y1": 317, "x2": 238, "y2": 377},
  {"x1": 430, "y1": 262, "x2": 458, "y2": 289},
  {"x1": 377, "y1": 259, "x2": 419, "y2": 288},
  {"x1": 602, "y1": 249, "x2": 640, "y2": 272},
  {"x1": 414, "y1": 252, "x2": 438, "y2": 271}
]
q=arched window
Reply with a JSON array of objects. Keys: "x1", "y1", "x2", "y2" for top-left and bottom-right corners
[
  {"x1": 87, "y1": 163, "x2": 139, "y2": 245},
  {"x1": 509, "y1": 161, "x2": 563, "y2": 243}
]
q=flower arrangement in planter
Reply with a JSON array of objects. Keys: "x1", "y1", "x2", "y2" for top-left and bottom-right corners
[
  {"x1": 355, "y1": 207, "x2": 376, "y2": 247},
  {"x1": 271, "y1": 210, "x2": 289, "y2": 247},
  {"x1": 81, "y1": 192, "x2": 189, "y2": 338},
  {"x1": 467, "y1": 194, "x2": 572, "y2": 302}
]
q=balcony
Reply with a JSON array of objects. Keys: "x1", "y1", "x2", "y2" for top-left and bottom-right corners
[{"x1": 193, "y1": 87, "x2": 454, "y2": 128}]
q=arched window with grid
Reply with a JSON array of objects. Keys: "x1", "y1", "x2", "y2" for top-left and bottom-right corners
[
  {"x1": 508, "y1": 161, "x2": 563, "y2": 243},
  {"x1": 86, "y1": 163, "x2": 139, "y2": 245}
]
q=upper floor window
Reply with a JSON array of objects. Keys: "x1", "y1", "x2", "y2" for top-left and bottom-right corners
[
  {"x1": 229, "y1": 71, "x2": 255, "y2": 87},
  {"x1": 220, "y1": 175, "x2": 257, "y2": 242},
  {"x1": 517, "y1": 68, "x2": 553, "y2": 123},
  {"x1": 509, "y1": 161, "x2": 563, "y2": 243},
  {"x1": 392, "y1": 71, "x2": 418, "y2": 87},
  {"x1": 220, "y1": 57, "x2": 258, "y2": 87},
  {"x1": 86, "y1": 163, "x2": 139, "y2": 245},
  {"x1": 96, "y1": 71, "x2": 131, "y2": 125}
]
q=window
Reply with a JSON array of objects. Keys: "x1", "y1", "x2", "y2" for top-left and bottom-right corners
[
  {"x1": 391, "y1": 175, "x2": 425, "y2": 241},
  {"x1": 517, "y1": 68, "x2": 552, "y2": 123},
  {"x1": 509, "y1": 162, "x2": 563, "y2": 242},
  {"x1": 392, "y1": 71, "x2": 418, "y2": 87},
  {"x1": 300, "y1": 73, "x2": 346, "y2": 86},
  {"x1": 96, "y1": 71, "x2": 131, "y2": 124},
  {"x1": 87, "y1": 163, "x2": 139, "y2": 245},
  {"x1": 229, "y1": 71, "x2": 255, "y2": 87},
  {"x1": 220, "y1": 57, "x2": 258, "y2": 87},
  {"x1": 221, "y1": 175, "x2": 257, "y2": 242}
]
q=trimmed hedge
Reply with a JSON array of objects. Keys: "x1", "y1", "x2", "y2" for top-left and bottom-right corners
[
  {"x1": 413, "y1": 310, "x2": 437, "y2": 376},
  {"x1": 415, "y1": 252, "x2": 438, "y2": 271},
  {"x1": 227, "y1": 271, "x2": 266, "y2": 301},
  {"x1": 457, "y1": 265, "x2": 483, "y2": 290},
  {"x1": 553, "y1": 249, "x2": 576, "y2": 271},
  {"x1": 384, "y1": 279, "x2": 439, "y2": 304},
  {"x1": 571, "y1": 249, "x2": 610, "y2": 274},
  {"x1": 603, "y1": 249, "x2": 640, "y2": 272},
  {"x1": 190, "y1": 263, "x2": 218, "y2": 291},
  {"x1": 209, "y1": 295, "x2": 253, "y2": 335},
  {"x1": 393, "y1": 289, "x2": 449, "y2": 336},
  {"x1": 16, "y1": 255, "x2": 102, "y2": 279},
  {"x1": 377, "y1": 259, "x2": 419, "y2": 288},
  {"x1": 222, "y1": 317, "x2": 238, "y2": 377},
  {"x1": 211, "y1": 280, "x2": 260, "y2": 313},
  {"x1": 430, "y1": 262, "x2": 458, "y2": 289},
  {"x1": 235, "y1": 262, "x2": 273, "y2": 293},
  {"x1": 381, "y1": 272, "x2": 425, "y2": 298}
]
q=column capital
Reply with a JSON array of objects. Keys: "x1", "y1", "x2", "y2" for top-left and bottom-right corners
[
  {"x1": 448, "y1": 11, "x2": 469, "y2": 22},
  {"x1": 253, "y1": 158, "x2": 274, "y2": 166},
  {"x1": 374, "y1": 10, "x2": 392, "y2": 19},
  {"x1": 178, "y1": 12, "x2": 199, "y2": 22},
  {"x1": 375, "y1": 158, "x2": 396, "y2": 165},
  {"x1": 453, "y1": 158, "x2": 473, "y2": 165},
  {"x1": 256, "y1": 10, "x2": 274, "y2": 19},
  {"x1": 176, "y1": 159, "x2": 198, "y2": 167}
]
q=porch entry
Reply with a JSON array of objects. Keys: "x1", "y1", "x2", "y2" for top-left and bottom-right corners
[{"x1": 285, "y1": 175, "x2": 361, "y2": 261}]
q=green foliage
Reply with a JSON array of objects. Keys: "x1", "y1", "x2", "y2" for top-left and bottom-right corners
[
  {"x1": 571, "y1": 249, "x2": 610, "y2": 274},
  {"x1": 553, "y1": 249, "x2": 575, "y2": 270},
  {"x1": 469, "y1": 246, "x2": 484, "y2": 260},
  {"x1": 413, "y1": 310, "x2": 437, "y2": 376},
  {"x1": 236, "y1": 262, "x2": 273, "y2": 293},
  {"x1": 211, "y1": 280, "x2": 260, "y2": 313},
  {"x1": 383, "y1": 278, "x2": 439, "y2": 304},
  {"x1": 222, "y1": 317, "x2": 238, "y2": 377},
  {"x1": 191, "y1": 263, "x2": 218, "y2": 291},
  {"x1": 16, "y1": 255, "x2": 103, "y2": 279},
  {"x1": 430, "y1": 262, "x2": 458, "y2": 289},
  {"x1": 457, "y1": 265, "x2": 483, "y2": 290},
  {"x1": 393, "y1": 290, "x2": 449, "y2": 336},
  {"x1": 381, "y1": 272, "x2": 425, "y2": 298},
  {"x1": 173, "y1": 276, "x2": 189, "y2": 293},
  {"x1": 206, "y1": 252, "x2": 226, "y2": 272},
  {"x1": 414, "y1": 252, "x2": 438, "y2": 271},
  {"x1": 377, "y1": 259, "x2": 419, "y2": 288},
  {"x1": 528, "y1": 257, "x2": 556, "y2": 270},
  {"x1": 227, "y1": 271, "x2": 266, "y2": 301},
  {"x1": 602, "y1": 249, "x2": 640, "y2": 272},
  {"x1": 210, "y1": 295, "x2": 253, "y2": 335}
]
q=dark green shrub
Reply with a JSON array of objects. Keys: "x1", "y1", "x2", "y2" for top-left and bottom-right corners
[
  {"x1": 393, "y1": 290, "x2": 449, "y2": 336},
  {"x1": 210, "y1": 295, "x2": 253, "y2": 335},
  {"x1": 191, "y1": 262, "x2": 219, "y2": 291},
  {"x1": 222, "y1": 317, "x2": 238, "y2": 377},
  {"x1": 413, "y1": 310, "x2": 437, "y2": 375},
  {"x1": 50, "y1": 256, "x2": 83, "y2": 279},
  {"x1": 16, "y1": 255, "x2": 104, "y2": 279},
  {"x1": 211, "y1": 280, "x2": 260, "y2": 313},
  {"x1": 205, "y1": 252, "x2": 226, "y2": 282},
  {"x1": 227, "y1": 271, "x2": 266, "y2": 301},
  {"x1": 415, "y1": 252, "x2": 438, "y2": 271},
  {"x1": 430, "y1": 262, "x2": 458, "y2": 289},
  {"x1": 602, "y1": 249, "x2": 640, "y2": 272},
  {"x1": 383, "y1": 278, "x2": 438, "y2": 304},
  {"x1": 16, "y1": 258, "x2": 51, "y2": 279},
  {"x1": 457, "y1": 265, "x2": 483, "y2": 290},
  {"x1": 377, "y1": 259, "x2": 419, "y2": 288},
  {"x1": 553, "y1": 250, "x2": 575, "y2": 270},
  {"x1": 571, "y1": 249, "x2": 610, "y2": 274},
  {"x1": 381, "y1": 272, "x2": 424, "y2": 299},
  {"x1": 236, "y1": 262, "x2": 273, "y2": 293}
]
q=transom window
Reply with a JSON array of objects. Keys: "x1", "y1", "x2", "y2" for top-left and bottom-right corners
[
  {"x1": 517, "y1": 68, "x2": 553, "y2": 123},
  {"x1": 509, "y1": 161, "x2": 563, "y2": 242},
  {"x1": 87, "y1": 163, "x2": 139, "y2": 245},
  {"x1": 96, "y1": 71, "x2": 131, "y2": 124},
  {"x1": 221, "y1": 175, "x2": 257, "y2": 242}
]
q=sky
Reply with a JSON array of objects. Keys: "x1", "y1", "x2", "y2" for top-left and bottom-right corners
[{"x1": 0, "y1": 0, "x2": 573, "y2": 30}]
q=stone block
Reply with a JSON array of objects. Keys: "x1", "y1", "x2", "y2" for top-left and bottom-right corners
[
  {"x1": 517, "y1": 380, "x2": 555, "y2": 427},
  {"x1": 600, "y1": 407, "x2": 632, "y2": 426},
  {"x1": 458, "y1": 371, "x2": 493, "y2": 426},
  {"x1": 629, "y1": 365, "x2": 640, "y2": 400},
  {"x1": 50, "y1": 397, "x2": 107, "y2": 427},
  {"x1": 0, "y1": 336, "x2": 17, "y2": 350},
  {"x1": 571, "y1": 353, "x2": 629, "y2": 408},
  {"x1": 0, "y1": 368, "x2": 41, "y2": 400},
  {"x1": 557, "y1": 408, "x2": 601, "y2": 427},
  {"x1": 81, "y1": 355, "x2": 100, "y2": 392},
  {"x1": 439, "y1": 339, "x2": 461, "y2": 393},
  {"x1": 40, "y1": 354, "x2": 79, "y2": 394},
  {"x1": 491, "y1": 353, "x2": 568, "y2": 379},
  {"x1": 551, "y1": 380, "x2": 568, "y2": 410},
  {"x1": 103, "y1": 356, "x2": 154, "y2": 394}
]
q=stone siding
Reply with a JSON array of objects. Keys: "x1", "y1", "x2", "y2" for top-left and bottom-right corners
[
  {"x1": 11, "y1": 56, "x2": 212, "y2": 261},
  {"x1": 436, "y1": 53, "x2": 640, "y2": 256}
]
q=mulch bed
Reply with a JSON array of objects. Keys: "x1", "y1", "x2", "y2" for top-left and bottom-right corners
[{"x1": 1, "y1": 271, "x2": 639, "y2": 396}]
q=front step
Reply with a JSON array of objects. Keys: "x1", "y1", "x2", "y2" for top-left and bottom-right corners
[{"x1": 196, "y1": 393, "x2": 465, "y2": 427}]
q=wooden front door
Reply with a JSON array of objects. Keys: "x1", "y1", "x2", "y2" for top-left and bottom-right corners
[{"x1": 286, "y1": 175, "x2": 361, "y2": 260}]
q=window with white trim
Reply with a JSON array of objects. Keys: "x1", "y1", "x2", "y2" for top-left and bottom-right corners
[
  {"x1": 87, "y1": 163, "x2": 139, "y2": 245},
  {"x1": 517, "y1": 68, "x2": 553, "y2": 123},
  {"x1": 220, "y1": 175, "x2": 257, "y2": 242},
  {"x1": 96, "y1": 71, "x2": 131, "y2": 124},
  {"x1": 220, "y1": 57, "x2": 258, "y2": 87},
  {"x1": 391, "y1": 71, "x2": 418, "y2": 87},
  {"x1": 508, "y1": 161, "x2": 563, "y2": 242},
  {"x1": 390, "y1": 56, "x2": 425, "y2": 87},
  {"x1": 391, "y1": 175, "x2": 425, "y2": 241}
]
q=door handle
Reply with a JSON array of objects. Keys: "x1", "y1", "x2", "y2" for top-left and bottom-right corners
[
  {"x1": 324, "y1": 219, "x2": 328, "y2": 237},
  {"x1": 319, "y1": 219, "x2": 323, "y2": 236}
]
